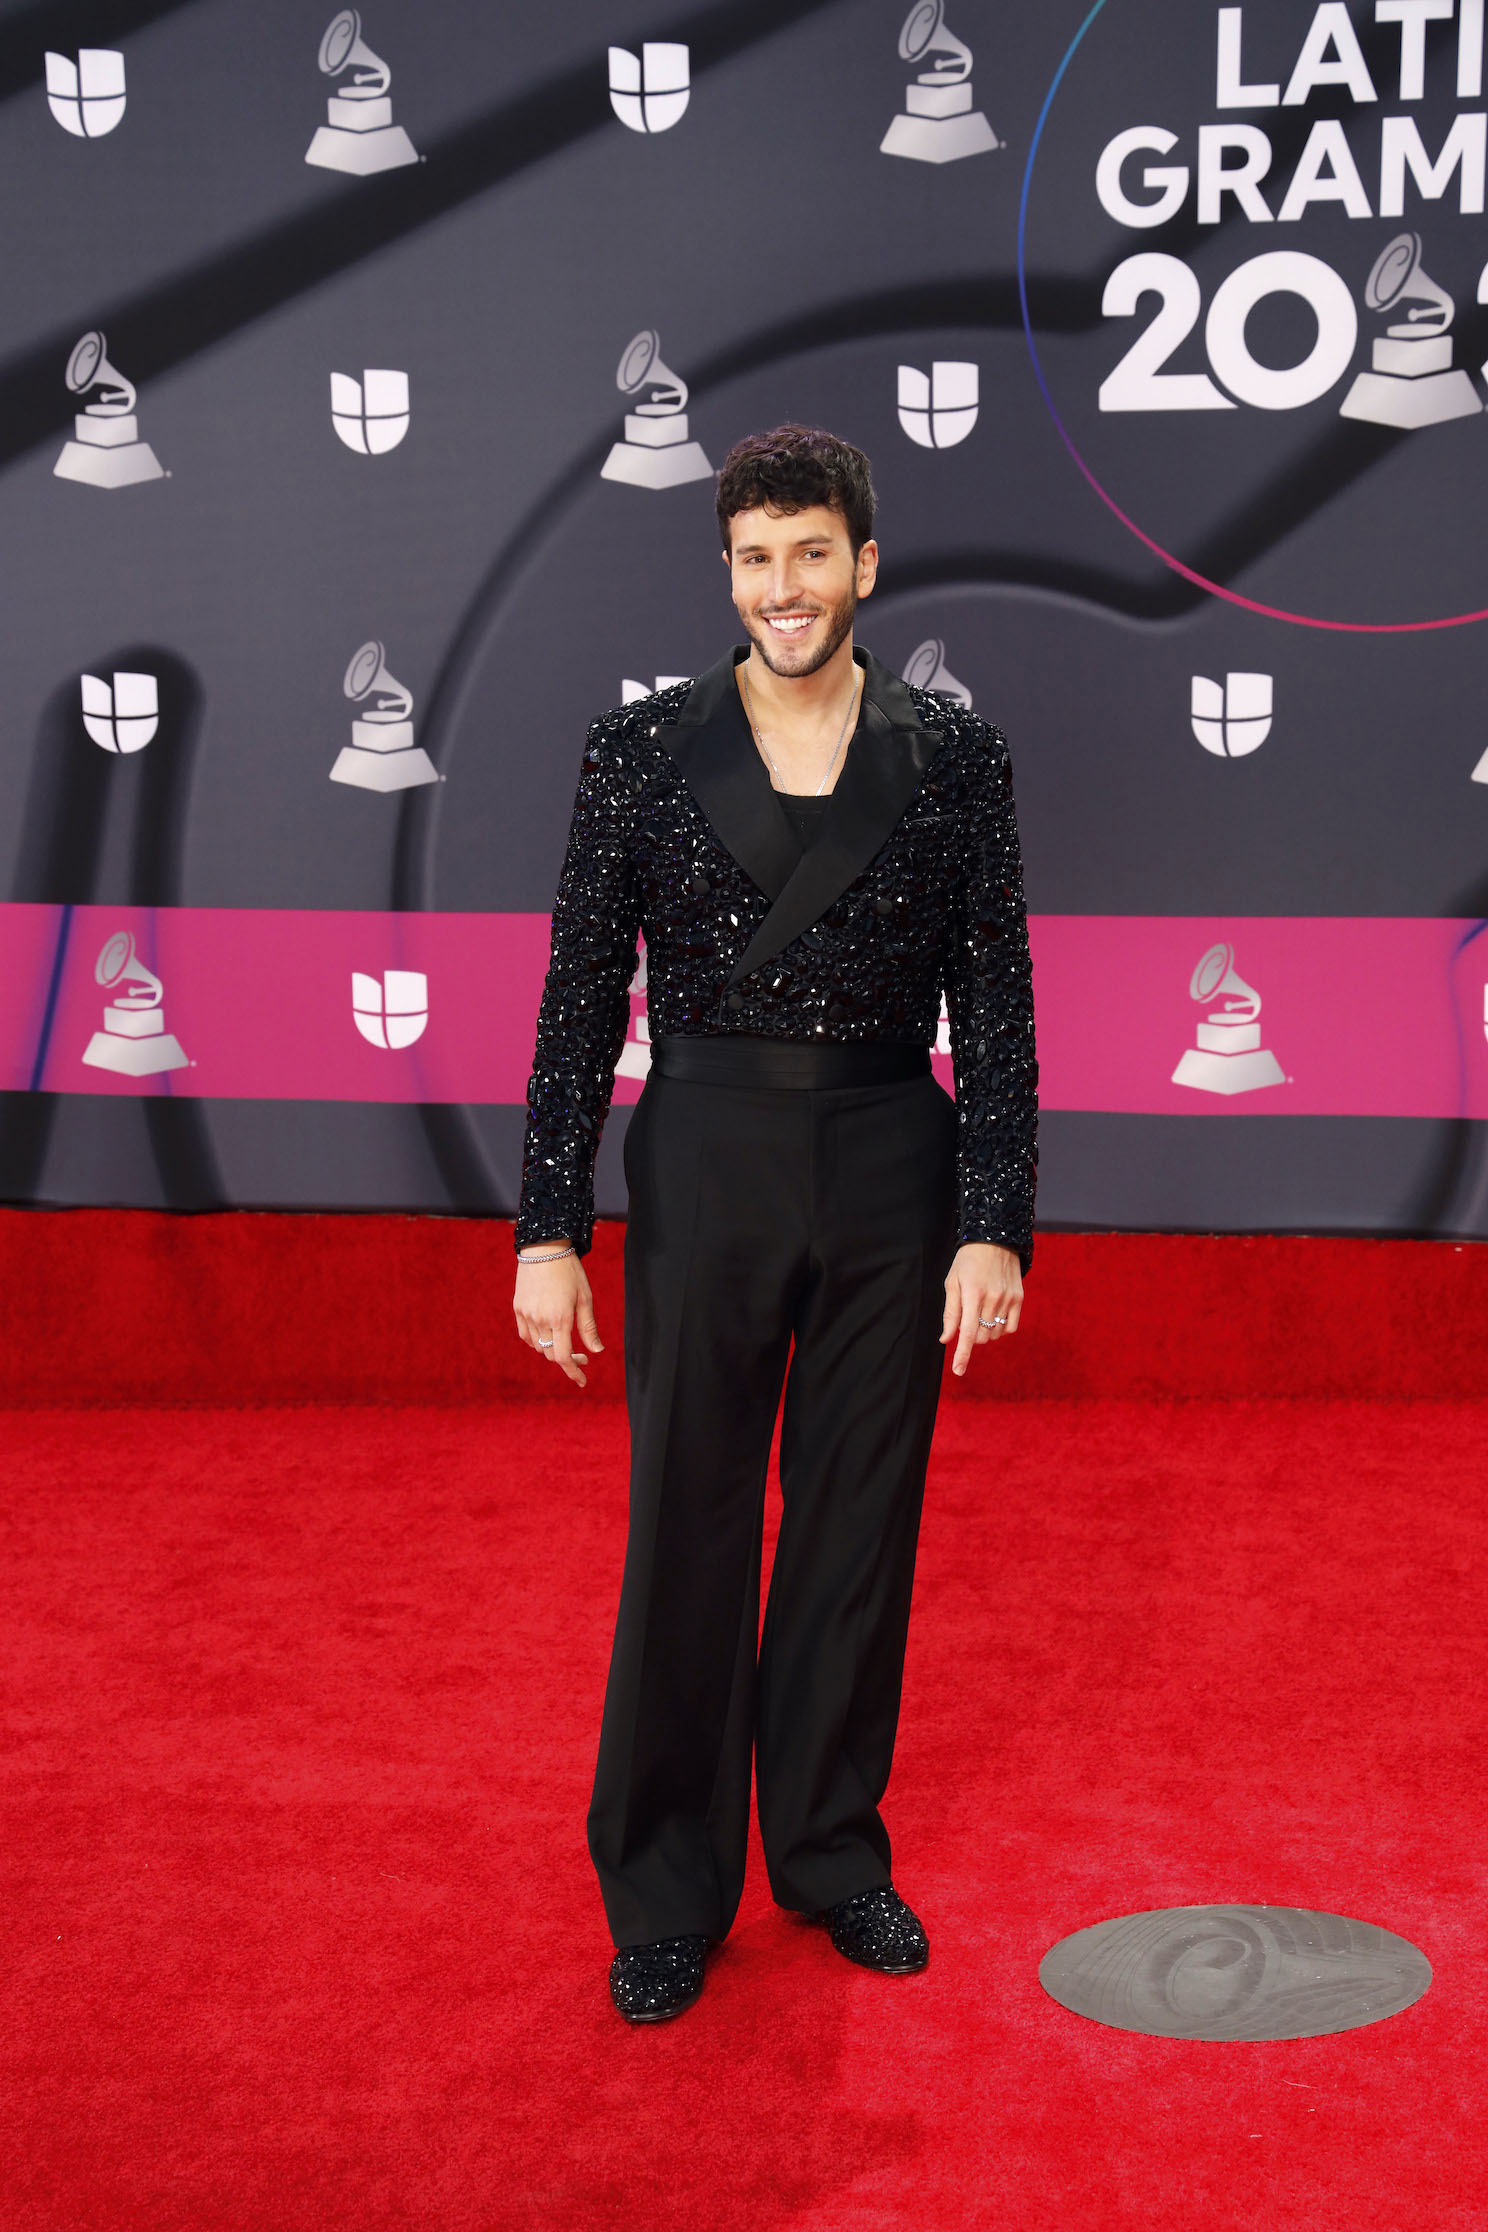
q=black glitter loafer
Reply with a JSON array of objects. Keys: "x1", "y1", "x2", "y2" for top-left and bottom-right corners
[
  {"x1": 815, "y1": 1884, "x2": 929, "y2": 1975},
  {"x1": 609, "y1": 1934, "x2": 709, "y2": 2023}
]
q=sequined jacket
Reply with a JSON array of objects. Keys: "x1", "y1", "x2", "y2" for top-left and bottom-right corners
[{"x1": 516, "y1": 646, "x2": 1038, "y2": 1269}]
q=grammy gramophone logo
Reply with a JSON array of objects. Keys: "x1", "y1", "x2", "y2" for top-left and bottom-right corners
[
  {"x1": 82, "y1": 932, "x2": 188, "y2": 1077},
  {"x1": 1172, "y1": 943, "x2": 1284, "y2": 1096},
  {"x1": 331, "y1": 640, "x2": 436, "y2": 791},
  {"x1": 46, "y1": 49, "x2": 126, "y2": 137},
  {"x1": 902, "y1": 638, "x2": 971, "y2": 706},
  {"x1": 54, "y1": 332, "x2": 164, "y2": 489},
  {"x1": 881, "y1": 0, "x2": 999, "y2": 164},
  {"x1": 1339, "y1": 231, "x2": 1482, "y2": 430},
  {"x1": 305, "y1": 9, "x2": 417, "y2": 174},
  {"x1": 600, "y1": 330, "x2": 712, "y2": 489},
  {"x1": 609, "y1": 43, "x2": 690, "y2": 134}
]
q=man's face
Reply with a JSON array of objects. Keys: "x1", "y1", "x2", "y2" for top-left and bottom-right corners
[{"x1": 725, "y1": 503, "x2": 878, "y2": 679}]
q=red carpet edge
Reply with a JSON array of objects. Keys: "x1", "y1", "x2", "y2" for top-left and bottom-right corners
[{"x1": 0, "y1": 1209, "x2": 1483, "y2": 1404}]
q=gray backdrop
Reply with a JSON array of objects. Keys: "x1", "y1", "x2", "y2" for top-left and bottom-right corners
[{"x1": 6, "y1": 0, "x2": 1488, "y2": 1241}]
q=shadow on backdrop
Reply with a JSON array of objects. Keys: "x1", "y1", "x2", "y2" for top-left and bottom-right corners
[
  {"x1": 1409, "y1": 870, "x2": 1488, "y2": 1240},
  {"x1": 0, "y1": 0, "x2": 850, "y2": 469},
  {"x1": 0, "y1": 0, "x2": 199, "y2": 109}
]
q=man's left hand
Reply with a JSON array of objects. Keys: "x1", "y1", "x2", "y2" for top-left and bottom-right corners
[{"x1": 941, "y1": 1243, "x2": 1023, "y2": 1376}]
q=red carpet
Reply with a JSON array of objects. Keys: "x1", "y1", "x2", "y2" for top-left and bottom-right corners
[
  {"x1": 5, "y1": 1211, "x2": 1488, "y2": 1402},
  {"x1": 4, "y1": 1387, "x2": 1484, "y2": 2229}
]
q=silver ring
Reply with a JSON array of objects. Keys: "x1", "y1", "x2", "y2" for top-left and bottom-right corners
[
  {"x1": 537, "y1": 1337, "x2": 554, "y2": 1348},
  {"x1": 979, "y1": 1316, "x2": 1007, "y2": 1329}
]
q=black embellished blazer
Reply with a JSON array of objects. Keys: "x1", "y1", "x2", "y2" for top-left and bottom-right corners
[{"x1": 516, "y1": 646, "x2": 1038, "y2": 1270}]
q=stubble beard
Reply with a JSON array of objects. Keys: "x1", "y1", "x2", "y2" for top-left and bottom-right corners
[{"x1": 742, "y1": 583, "x2": 858, "y2": 680}]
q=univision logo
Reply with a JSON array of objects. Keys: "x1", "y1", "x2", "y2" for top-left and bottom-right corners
[
  {"x1": 622, "y1": 674, "x2": 689, "y2": 703},
  {"x1": 81, "y1": 671, "x2": 158, "y2": 754},
  {"x1": 46, "y1": 49, "x2": 126, "y2": 137},
  {"x1": 1191, "y1": 672, "x2": 1273, "y2": 757},
  {"x1": 898, "y1": 361, "x2": 979, "y2": 447},
  {"x1": 609, "y1": 44, "x2": 689, "y2": 133},
  {"x1": 352, "y1": 969, "x2": 427, "y2": 1049},
  {"x1": 330, "y1": 369, "x2": 409, "y2": 453}
]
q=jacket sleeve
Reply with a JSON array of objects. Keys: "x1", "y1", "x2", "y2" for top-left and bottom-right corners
[
  {"x1": 515, "y1": 723, "x2": 640, "y2": 1258},
  {"x1": 944, "y1": 725, "x2": 1038, "y2": 1273}
]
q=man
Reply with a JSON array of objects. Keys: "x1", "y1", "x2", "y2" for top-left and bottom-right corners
[{"x1": 513, "y1": 425, "x2": 1036, "y2": 2023}]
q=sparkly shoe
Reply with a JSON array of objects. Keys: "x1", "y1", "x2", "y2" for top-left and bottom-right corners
[
  {"x1": 815, "y1": 1884, "x2": 929, "y2": 1974},
  {"x1": 609, "y1": 1934, "x2": 709, "y2": 2023}
]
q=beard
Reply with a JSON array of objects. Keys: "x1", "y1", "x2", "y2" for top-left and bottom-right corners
[{"x1": 740, "y1": 580, "x2": 858, "y2": 678}]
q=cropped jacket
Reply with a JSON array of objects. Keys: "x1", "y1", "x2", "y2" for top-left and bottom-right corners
[{"x1": 515, "y1": 646, "x2": 1038, "y2": 1270}]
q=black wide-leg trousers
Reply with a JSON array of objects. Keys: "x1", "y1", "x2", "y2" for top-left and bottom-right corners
[{"x1": 588, "y1": 1055, "x2": 959, "y2": 1949}]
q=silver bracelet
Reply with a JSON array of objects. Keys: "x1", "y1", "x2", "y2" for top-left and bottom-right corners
[{"x1": 517, "y1": 1245, "x2": 575, "y2": 1265}]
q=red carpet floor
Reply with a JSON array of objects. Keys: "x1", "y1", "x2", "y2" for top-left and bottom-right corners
[{"x1": 3, "y1": 1396, "x2": 1483, "y2": 2231}]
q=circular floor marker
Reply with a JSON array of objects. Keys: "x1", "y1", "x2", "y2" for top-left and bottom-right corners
[{"x1": 1039, "y1": 1905, "x2": 1431, "y2": 2042}]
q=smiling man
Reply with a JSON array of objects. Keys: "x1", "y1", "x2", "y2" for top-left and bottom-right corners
[{"x1": 513, "y1": 424, "x2": 1038, "y2": 2023}]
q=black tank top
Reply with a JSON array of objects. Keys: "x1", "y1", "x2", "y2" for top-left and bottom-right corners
[{"x1": 777, "y1": 792, "x2": 832, "y2": 850}]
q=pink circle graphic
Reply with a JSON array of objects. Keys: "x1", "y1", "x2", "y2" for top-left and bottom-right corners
[{"x1": 1016, "y1": 0, "x2": 1488, "y2": 634}]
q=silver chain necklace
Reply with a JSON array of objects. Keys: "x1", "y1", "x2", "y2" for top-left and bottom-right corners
[{"x1": 741, "y1": 658, "x2": 861, "y2": 797}]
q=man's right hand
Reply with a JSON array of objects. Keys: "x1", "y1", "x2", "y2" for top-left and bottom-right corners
[{"x1": 513, "y1": 1241, "x2": 603, "y2": 1388}]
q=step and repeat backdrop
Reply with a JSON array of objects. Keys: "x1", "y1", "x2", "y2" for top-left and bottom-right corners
[{"x1": 5, "y1": 0, "x2": 1488, "y2": 1239}]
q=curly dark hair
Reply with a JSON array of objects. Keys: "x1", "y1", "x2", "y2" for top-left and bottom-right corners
[{"x1": 714, "y1": 424, "x2": 876, "y2": 557}]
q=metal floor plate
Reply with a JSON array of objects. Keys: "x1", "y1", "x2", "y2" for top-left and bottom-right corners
[{"x1": 1039, "y1": 1905, "x2": 1432, "y2": 2042}]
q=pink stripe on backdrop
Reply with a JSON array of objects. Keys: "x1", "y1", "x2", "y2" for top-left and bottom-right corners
[
  {"x1": 7, "y1": 907, "x2": 554, "y2": 1105},
  {"x1": 2, "y1": 904, "x2": 1486, "y2": 1119},
  {"x1": 1030, "y1": 914, "x2": 1488, "y2": 1119}
]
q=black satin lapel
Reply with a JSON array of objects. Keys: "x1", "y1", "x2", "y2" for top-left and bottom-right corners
[
  {"x1": 656, "y1": 647, "x2": 800, "y2": 902},
  {"x1": 856, "y1": 647, "x2": 930, "y2": 735},
  {"x1": 727, "y1": 664, "x2": 945, "y2": 987}
]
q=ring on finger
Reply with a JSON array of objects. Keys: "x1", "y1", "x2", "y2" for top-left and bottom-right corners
[
  {"x1": 537, "y1": 1336, "x2": 555, "y2": 1348},
  {"x1": 978, "y1": 1315, "x2": 1007, "y2": 1329}
]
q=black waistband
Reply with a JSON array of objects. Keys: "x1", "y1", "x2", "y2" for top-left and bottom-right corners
[{"x1": 649, "y1": 1036, "x2": 932, "y2": 1090}]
